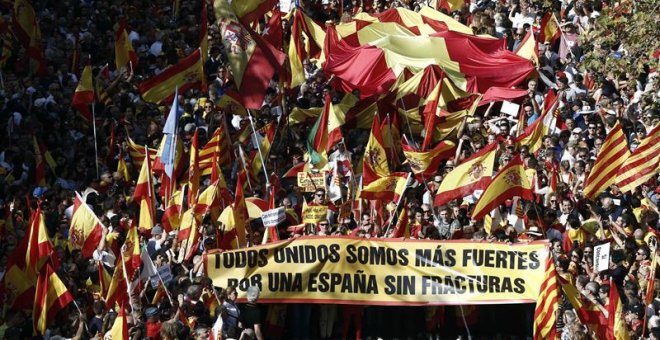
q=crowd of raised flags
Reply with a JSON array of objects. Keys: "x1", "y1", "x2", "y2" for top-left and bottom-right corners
[{"x1": 0, "y1": 0, "x2": 658, "y2": 338}]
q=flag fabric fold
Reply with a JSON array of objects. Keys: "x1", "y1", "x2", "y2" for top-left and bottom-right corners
[
  {"x1": 72, "y1": 63, "x2": 95, "y2": 121},
  {"x1": 69, "y1": 193, "x2": 105, "y2": 258},
  {"x1": 138, "y1": 49, "x2": 204, "y2": 104},
  {"x1": 584, "y1": 122, "x2": 630, "y2": 199},
  {"x1": 616, "y1": 124, "x2": 660, "y2": 193},
  {"x1": 33, "y1": 263, "x2": 73, "y2": 335}
]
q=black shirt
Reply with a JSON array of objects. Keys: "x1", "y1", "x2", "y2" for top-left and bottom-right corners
[{"x1": 240, "y1": 303, "x2": 262, "y2": 330}]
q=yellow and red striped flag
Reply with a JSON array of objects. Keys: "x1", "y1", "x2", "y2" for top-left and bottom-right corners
[
  {"x1": 401, "y1": 138, "x2": 455, "y2": 177},
  {"x1": 98, "y1": 261, "x2": 112, "y2": 297},
  {"x1": 26, "y1": 208, "x2": 59, "y2": 273},
  {"x1": 539, "y1": 12, "x2": 561, "y2": 44},
  {"x1": 231, "y1": 0, "x2": 278, "y2": 23},
  {"x1": 33, "y1": 263, "x2": 73, "y2": 335},
  {"x1": 471, "y1": 156, "x2": 534, "y2": 220},
  {"x1": 515, "y1": 90, "x2": 559, "y2": 154},
  {"x1": 109, "y1": 302, "x2": 129, "y2": 340},
  {"x1": 435, "y1": 140, "x2": 498, "y2": 207},
  {"x1": 584, "y1": 122, "x2": 630, "y2": 199},
  {"x1": 215, "y1": 0, "x2": 285, "y2": 109},
  {"x1": 199, "y1": 126, "x2": 232, "y2": 175},
  {"x1": 362, "y1": 114, "x2": 391, "y2": 185},
  {"x1": 69, "y1": 193, "x2": 104, "y2": 258},
  {"x1": 392, "y1": 205, "x2": 410, "y2": 238},
  {"x1": 189, "y1": 128, "x2": 201, "y2": 206},
  {"x1": 13, "y1": 0, "x2": 46, "y2": 75},
  {"x1": 126, "y1": 135, "x2": 157, "y2": 170},
  {"x1": 179, "y1": 208, "x2": 201, "y2": 261},
  {"x1": 306, "y1": 93, "x2": 331, "y2": 170},
  {"x1": 360, "y1": 172, "x2": 409, "y2": 202},
  {"x1": 114, "y1": 21, "x2": 138, "y2": 71},
  {"x1": 162, "y1": 186, "x2": 185, "y2": 232},
  {"x1": 116, "y1": 151, "x2": 131, "y2": 183},
  {"x1": 288, "y1": 8, "x2": 326, "y2": 88},
  {"x1": 616, "y1": 124, "x2": 660, "y2": 193},
  {"x1": 72, "y1": 63, "x2": 94, "y2": 121},
  {"x1": 532, "y1": 256, "x2": 558, "y2": 340},
  {"x1": 199, "y1": 0, "x2": 209, "y2": 64},
  {"x1": 250, "y1": 121, "x2": 277, "y2": 181},
  {"x1": 133, "y1": 146, "x2": 156, "y2": 230},
  {"x1": 138, "y1": 49, "x2": 204, "y2": 104},
  {"x1": 219, "y1": 174, "x2": 248, "y2": 250},
  {"x1": 606, "y1": 280, "x2": 631, "y2": 340},
  {"x1": 514, "y1": 30, "x2": 539, "y2": 66}
]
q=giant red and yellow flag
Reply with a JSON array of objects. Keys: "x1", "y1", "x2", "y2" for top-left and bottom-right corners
[
  {"x1": 616, "y1": 124, "x2": 660, "y2": 193},
  {"x1": 401, "y1": 138, "x2": 455, "y2": 177},
  {"x1": 69, "y1": 193, "x2": 104, "y2": 258},
  {"x1": 133, "y1": 147, "x2": 155, "y2": 230},
  {"x1": 515, "y1": 90, "x2": 559, "y2": 154},
  {"x1": 109, "y1": 302, "x2": 129, "y2": 340},
  {"x1": 288, "y1": 8, "x2": 326, "y2": 88},
  {"x1": 215, "y1": 0, "x2": 285, "y2": 109},
  {"x1": 138, "y1": 49, "x2": 204, "y2": 104},
  {"x1": 533, "y1": 256, "x2": 558, "y2": 340},
  {"x1": 72, "y1": 63, "x2": 95, "y2": 121},
  {"x1": 362, "y1": 114, "x2": 391, "y2": 185},
  {"x1": 471, "y1": 156, "x2": 534, "y2": 220},
  {"x1": 584, "y1": 122, "x2": 630, "y2": 199},
  {"x1": 539, "y1": 12, "x2": 560, "y2": 44},
  {"x1": 351, "y1": 7, "x2": 475, "y2": 36},
  {"x1": 435, "y1": 140, "x2": 498, "y2": 206},
  {"x1": 114, "y1": 21, "x2": 138, "y2": 71},
  {"x1": 359, "y1": 172, "x2": 409, "y2": 202},
  {"x1": 33, "y1": 263, "x2": 73, "y2": 335},
  {"x1": 231, "y1": 0, "x2": 278, "y2": 24}
]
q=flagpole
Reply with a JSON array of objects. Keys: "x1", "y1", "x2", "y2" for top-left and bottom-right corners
[
  {"x1": 383, "y1": 172, "x2": 412, "y2": 237},
  {"x1": 92, "y1": 99, "x2": 100, "y2": 179},
  {"x1": 553, "y1": 15, "x2": 576, "y2": 59},
  {"x1": 247, "y1": 109, "x2": 270, "y2": 187},
  {"x1": 398, "y1": 98, "x2": 418, "y2": 149},
  {"x1": 121, "y1": 252, "x2": 138, "y2": 320},
  {"x1": 237, "y1": 145, "x2": 254, "y2": 192}
]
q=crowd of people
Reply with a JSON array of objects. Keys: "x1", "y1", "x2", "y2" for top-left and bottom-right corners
[{"x1": 0, "y1": 0, "x2": 658, "y2": 338}]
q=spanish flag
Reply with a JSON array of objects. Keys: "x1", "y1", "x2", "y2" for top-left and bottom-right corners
[
  {"x1": 122, "y1": 222, "x2": 141, "y2": 279},
  {"x1": 435, "y1": 140, "x2": 498, "y2": 207},
  {"x1": 72, "y1": 63, "x2": 95, "y2": 121},
  {"x1": 109, "y1": 302, "x2": 129, "y2": 340},
  {"x1": 215, "y1": 0, "x2": 285, "y2": 109},
  {"x1": 539, "y1": 12, "x2": 561, "y2": 44},
  {"x1": 178, "y1": 208, "x2": 201, "y2": 261},
  {"x1": 392, "y1": 205, "x2": 410, "y2": 238},
  {"x1": 584, "y1": 122, "x2": 630, "y2": 200},
  {"x1": 33, "y1": 263, "x2": 73, "y2": 335},
  {"x1": 606, "y1": 280, "x2": 630, "y2": 340},
  {"x1": 401, "y1": 137, "x2": 455, "y2": 177},
  {"x1": 514, "y1": 30, "x2": 539, "y2": 66},
  {"x1": 616, "y1": 124, "x2": 660, "y2": 193},
  {"x1": 231, "y1": 0, "x2": 278, "y2": 24},
  {"x1": 138, "y1": 49, "x2": 204, "y2": 104},
  {"x1": 251, "y1": 122, "x2": 277, "y2": 181},
  {"x1": 133, "y1": 146, "x2": 155, "y2": 230},
  {"x1": 471, "y1": 156, "x2": 534, "y2": 221},
  {"x1": 560, "y1": 277, "x2": 607, "y2": 337},
  {"x1": 98, "y1": 262, "x2": 112, "y2": 297},
  {"x1": 116, "y1": 151, "x2": 131, "y2": 183},
  {"x1": 195, "y1": 176, "x2": 232, "y2": 223},
  {"x1": 219, "y1": 174, "x2": 248, "y2": 250},
  {"x1": 199, "y1": 0, "x2": 209, "y2": 64},
  {"x1": 26, "y1": 208, "x2": 59, "y2": 273},
  {"x1": 189, "y1": 129, "x2": 201, "y2": 206},
  {"x1": 362, "y1": 113, "x2": 391, "y2": 185},
  {"x1": 514, "y1": 90, "x2": 559, "y2": 154},
  {"x1": 352, "y1": 7, "x2": 475, "y2": 36},
  {"x1": 162, "y1": 186, "x2": 185, "y2": 232},
  {"x1": 114, "y1": 21, "x2": 138, "y2": 71},
  {"x1": 288, "y1": 8, "x2": 326, "y2": 88},
  {"x1": 69, "y1": 193, "x2": 104, "y2": 258},
  {"x1": 532, "y1": 256, "x2": 558, "y2": 340},
  {"x1": 32, "y1": 135, "x2": 56, "y2": 186},
  {"x1": 360, "y1": 172, "x2": 409, "y2": 202},
  {"x1": 306, "y1": 94, "x2": 331, "y2": 169},
  {"x1": 12, "y1": 0, "x2": 36, "y2": 48}
]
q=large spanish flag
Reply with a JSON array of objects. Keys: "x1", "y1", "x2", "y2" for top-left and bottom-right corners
[
  {"x1": 114, "y1": 21, "x2": 138, "y2": 71},
  {"x1": 351, "y1": 7, "x2": 475, "y2": 36},
  {"x1": 362, "y1": 113, "x2": 391, "y2": 185},
  {"x1": 69, "y1": 193, "x2": 104, "y2": 258},
  {"x1": 359, "y1": 172, "x2": 409, "y2": 202},
  {"x1": 138, "y1": 49, "x2": 204, "y2": 104},
  {"x1": 616, "y1": 124, "x2": 660, "y2": 193},
  {"x1": 471, "y1": 156, "x2": 534, "y2": 220},
  {"x1": 583, "y1": 122, "x2": 630, "y2": 199},
  {"x1": 215, "y1": 0, "x2": 285, "y2": 109},
  {"x1": 33, "y1": 263, "x2": 73, "y2": 335},
  {"x1": 435, "y1": 140, "x2": 498, "y2": 206},
  {"x1": 401, "y1": 138, "x2": 455, "y2": 177},
  {"x1": 72, "y1": 63, "x2": 94, "y2": 121}
]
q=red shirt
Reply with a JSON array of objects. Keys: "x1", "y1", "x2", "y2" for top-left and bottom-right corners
[{"x1": 146, "y1": 321, "x2": 162, "y2": 340}]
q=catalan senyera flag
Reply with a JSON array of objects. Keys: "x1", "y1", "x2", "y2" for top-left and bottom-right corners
[
  {"x1": 362, "y1": 114, "x2": 391, "y2": 185},
  {"x1": 584, "y1": 122, "x2": 630, "y2": 200},
  {"x1": 231, "y1": 0, "x2": 278, "y2": 24},
  {"x1": 133, "y1": 146, "x2": 155, "y2": 230},
  {"x1": 401, "y1": 138, "x2": 455, "y2": 177},
  {"x1": 114, "y1": 21, "x2": 138, "y2": 71},
  {"x1": 435, "y1": 140, "x2": 498, "y2": 206},
  {"x1": 162, "y1": 186, "x2": 185, "y2": 232},
  {"x1": 539, "y1": 12, "x2": 561, "y2": 44},
  {"x1": 138, "y1": 49, "x2": 204, "y2": 104},
  {"x1": 471, "y1": 156, "x2": 534, "y2": 220},
  {"x1": 360, "y1": 172, "x2": 409, "y2": 201},
  {"x1": 532, "y1": 256, "x2": 558, "y2": 340},
  {"x1": 33, "y1": 263, "x2": 73, "y2": 335},
  {"x1": 616, "y1": 124, "x2": 660, "y2": 193},
  {"x1": 72, "y1": 63, "x2": 95, "y2": 121},
  {"x1": 288, "y1": 8, "x2": 326, "y2": 88},
  {"x1": 126, "y1": 135, "x2": 157, "y2": 170},
  {"x1": 109, "y1": 302, "x2": 129, "y2": 340},
  {"x1": 514, "y1": 90, "x2": 559, "y2": 155},
  {"x1": 200, "y1": 127, "x2": 232, "y2": 176},
  {"x1": 514, "y1": 30, "x2": 539, "y2": 66},
  {"x1": 220, "y1": 174, "x2": 248, "y2": 250},
  {"x1": 69, "y1": 193, "x2": 104, "y2": 258},
  {"x1": 306, "y1": 94, "x2": 331, "y2": 169},
  {"x1": 215, "y1": 0, "x2": 285, "y2": 109}
]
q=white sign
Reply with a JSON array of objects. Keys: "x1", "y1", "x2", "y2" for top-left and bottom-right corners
[
  {"x1": 500, "y1": 101, "x2": 520, "y2": 117},
  {"x1": 261, "y1": 207, "x2": 286, "y2": 227},
  {"x1": 280, "y1": 0, "x2": 292, "y2": 12},
  {"x1": 594, "y1": 243, "x2": 610, "y2": 272}
]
